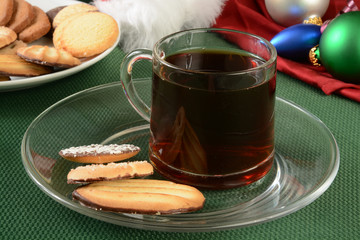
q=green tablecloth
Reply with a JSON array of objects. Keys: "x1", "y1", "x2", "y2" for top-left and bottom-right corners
[{"x1": 1, "y1": 41, "x2": 359, "y2": 240}]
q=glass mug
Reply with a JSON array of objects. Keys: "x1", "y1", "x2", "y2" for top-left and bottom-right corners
[{"x1": 120, "y1": 28, "x2": 277, "y2": 189}]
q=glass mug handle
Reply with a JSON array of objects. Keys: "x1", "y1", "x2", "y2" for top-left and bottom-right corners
[{"x1": 120, "y1": 49, "x2": 152, "y2": 122}]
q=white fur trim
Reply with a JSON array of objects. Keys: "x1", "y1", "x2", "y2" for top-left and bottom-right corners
[{"x1": 93, "y1": 0, "x2": 226, "y2": 52}]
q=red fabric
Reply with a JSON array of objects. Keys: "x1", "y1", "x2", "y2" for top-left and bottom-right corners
[{"x1": 213, "y1": 0, "x2": 360, "y2": 102}]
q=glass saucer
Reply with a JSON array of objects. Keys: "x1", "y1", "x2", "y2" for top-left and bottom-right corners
[{"x1": 21, "y1": 81, "x2": 339, "y2": 232}]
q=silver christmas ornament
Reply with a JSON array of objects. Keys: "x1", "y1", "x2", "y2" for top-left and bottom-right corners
[{"x1": 265, "y1": 0, "x2": 330, "y2": 27}]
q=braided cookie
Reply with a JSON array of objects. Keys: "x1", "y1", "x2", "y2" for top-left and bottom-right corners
[{"x1": 17, "y1": 45, "x2": 80, "y2": 68}]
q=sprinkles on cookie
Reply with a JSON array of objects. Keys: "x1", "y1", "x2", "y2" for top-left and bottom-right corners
[{"x1": 59, "y1": 144, "x2": 141, "y2": 163}]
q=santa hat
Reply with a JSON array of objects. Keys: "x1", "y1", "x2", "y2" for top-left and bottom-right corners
[{"x1": 93, "y1": 0, "x2": 226, "y2": 52}]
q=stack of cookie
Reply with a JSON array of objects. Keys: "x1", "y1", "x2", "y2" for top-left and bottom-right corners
[
  {"x1": 1, "y1": 0, "x2": 50, "y2": 43},
  {"x1": 0, "y1": 1, "x2": 119, "y2": 81},
  {"x1": 59, "y1": 144, "x2": 206, "y2": 215},
  {"x1": 0, "y1": 0, "x2": 52, "y2": 80}
]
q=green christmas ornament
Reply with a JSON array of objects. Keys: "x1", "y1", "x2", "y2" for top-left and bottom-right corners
[{"x1": 319, "y1": 11, "x2": 360, "y2": 84}]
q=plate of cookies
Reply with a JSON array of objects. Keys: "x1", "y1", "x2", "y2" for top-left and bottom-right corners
[
  {"x1": 0, "y1": 0, "x2": 120, "y2": 92},
  {"x1": 21, "y1": 80, "x2": 339, "y2": 232}
]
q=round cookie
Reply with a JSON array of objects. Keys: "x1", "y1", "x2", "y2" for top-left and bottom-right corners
[
  {"x1": 52, "y1": 3, "x2": 98, "y2": 29},
  {"x1": 45, "y1": 6, "x2": 65, "y2": 37},
  {"x1": 6, "y1": 0, "x2": 34, "y2": 33},
  {"x1": 46, "y1": 6, "x2": 66, "y2": 25},
  {"x1": 18, "y1": 6, "x2": 51, "y2": 43},
  {"x1": 17, "y1": 45, "x2": 81, "y2": 68},
  {"x1": 53, "y1": 12, "x2": 119, "y2": 58},
  {"x1": 52, "y1": 13, "x2": 79, "y2": 51},
  {"x1": 0, "y1": 0, "x2": 14, "y2": 26},
  {"x1": 0, "y1": 26, "x2": 17, "y2": 48}
]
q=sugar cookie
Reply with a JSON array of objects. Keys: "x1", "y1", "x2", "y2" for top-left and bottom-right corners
[
  {"x1": 45, "y1": 6, "x2": 65, "y2": 37},
  {"x1": 46, "y1": 6, "x2": 66, "y2": 25},
  {"x1": 53, "y1": 11, "x2": 119, "y2": 58},
  {"x1": 52, "y1": 3, "x2": 98, "y2": 29}
]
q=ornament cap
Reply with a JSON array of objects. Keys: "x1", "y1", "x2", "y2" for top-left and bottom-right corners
[
  {"x1": 309, "y1": 45, "x2": 321, "y2": 66},
  {"x1": 303, "y1": 16, "x2": 323, "y2": 26}
]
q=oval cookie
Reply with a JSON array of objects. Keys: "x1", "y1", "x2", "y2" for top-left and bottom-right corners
[
  {"x1": 67, "y1": 161, "x2": 154, "y2": 184},
  {"x1": 72, "y1": 179, "x2": 206, "y2": 215},
  {"x1": 59, "y1": 144, "x2": 141, "y2": 163}
]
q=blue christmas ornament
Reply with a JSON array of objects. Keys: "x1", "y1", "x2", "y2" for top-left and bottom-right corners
[{"x1": 271, "y1": 24, "x2": 321, "y2": 61}]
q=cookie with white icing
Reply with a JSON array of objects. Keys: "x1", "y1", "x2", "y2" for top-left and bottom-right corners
[
  {"x1": 67, "y1": 161, "x2": 153, "y2": 184},
  {"x1": 59, "y1": 144, "x2": 141, "y2": 163}
]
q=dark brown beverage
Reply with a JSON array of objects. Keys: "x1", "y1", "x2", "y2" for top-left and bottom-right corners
[{"x1": 149, "y1": 50, "x2": 276, "y2": 189}]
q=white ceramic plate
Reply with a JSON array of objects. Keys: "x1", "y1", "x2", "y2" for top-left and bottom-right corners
[{"x1": 0, "y1": 0, "x2": 120, "y2": 92}]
